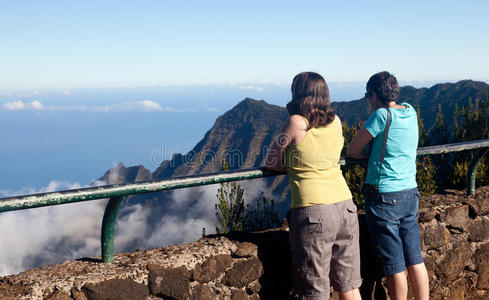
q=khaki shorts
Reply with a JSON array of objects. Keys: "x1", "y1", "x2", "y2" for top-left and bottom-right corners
[{"x1": 288, "y1": 199, "x2": 362, "y2": 299}]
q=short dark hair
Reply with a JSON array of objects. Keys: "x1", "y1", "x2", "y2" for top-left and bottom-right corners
[
  {"x1": 366, "y1": 71, "x2": 400, "y2": 104},
  {"x1": 286, "y1": 72, "x2": 335, "y2": 129}
]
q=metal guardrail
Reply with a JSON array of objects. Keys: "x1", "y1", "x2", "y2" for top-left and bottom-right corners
[{"x1": 1, "y1": 139, "x2": 488, "y2": 262}]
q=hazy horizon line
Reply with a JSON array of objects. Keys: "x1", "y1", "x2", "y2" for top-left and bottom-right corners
[{"x1": 1, "y1": 78, "x2": 488, "y2": 92}]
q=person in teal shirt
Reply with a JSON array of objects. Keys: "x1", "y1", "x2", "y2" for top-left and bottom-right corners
[
  {"x1": 363, "y1": 101, "x2": 418, "y2": 192},
  {"x1": 348, "y1": 71, "x2": 429, "y2": 300}
]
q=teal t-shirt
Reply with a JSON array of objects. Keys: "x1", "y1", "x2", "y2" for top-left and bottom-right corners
[{"x1": 364, "y1": 102, "x2": 418, "y2": 192}]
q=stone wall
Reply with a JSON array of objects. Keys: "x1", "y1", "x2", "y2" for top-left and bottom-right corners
[
  {"x1": 417, "y1": 187, "x2": 489, "y2": 299},
  {"x1": 1, "y1": 187, "x2": 489, "y2": 299}
]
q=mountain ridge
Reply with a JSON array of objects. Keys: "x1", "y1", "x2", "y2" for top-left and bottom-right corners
[{"x1": 332, "y1": 79, "x2": 489, "y2": 126}]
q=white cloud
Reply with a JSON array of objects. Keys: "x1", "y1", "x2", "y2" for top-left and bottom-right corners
[
  {"x1": 0, "y1": 180, "x2": 103, "y2": 276},
  {"x1": 238, "y1": 84, "x2": 264, "y2": 91},
  {"x1": 0, "y1": 181, "x2": 82, "y2": 198},
  {"x1": 145, "y1": 184, "x2": 219, "y2": 248},
  {"x1": 30, "y1": 100, "x2": 44, "y2": 110},
  {"x1": 115, "y1": 204, "x2": 151, "y2": 250},
  {"x1": 138, "y1": 100, "x2": 163, "y2": 111},
  {"x1": 2, "y1": 100, "x2": 86, "y2": 112},
  {"x1": 93, "y1": 100, "x2": 164, "y2": 112},
  {"x1": 0, "y1": 90, "x2": 41, "y2": 98},
  {"x1": 1, "y1": 100, "x2": 190, "y2": 113},
  {"x1": 4, "y1": 100, "x2": 25, "y2": 110},
  {"x1": 3, "y1": 100, "x2": 46, "y2": 111},
  {"x1": 0, "y1": 178, "x2": 220, "y2": 276},
  {"x1": 146, "y1": 215, "x2": 215, "y2": 248}
]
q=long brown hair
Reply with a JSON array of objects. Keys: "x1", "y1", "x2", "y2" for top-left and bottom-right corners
[{"x1": 286, "y1": 72, "x2": 335, "y2": 129}]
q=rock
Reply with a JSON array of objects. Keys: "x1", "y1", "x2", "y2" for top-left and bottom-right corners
[
  {"x1": 421, "y1": 221, "x2": 452, "y2": 249},
  {"x1": 229, "y1": 229, "x2": 291, "y2": 298},
  {"x1": 246, "y1": 280, "x2": 261, "y2": 294},
  {"x1": 468, "y1": 216, "x2": 489, "y2": 242},
  {"x1": 234, "y1": 242, "x2": 258, "y2": 258},
  {"x1": 467, "y1": 197, "x2": 489, "y2": 216},
  {"x1": 418, "y1": 207, "x2": 437, "y2": 223},
  {"x1": 476, "y1": 289, "x2": 488, "y2": 299},
  {"x1": 191, "y1": 263, "x2": 203, "y2": 281},
  {"x1": 81, "y1": 278, "x2": 149, "y2": 300},
  {"x1": 192, "y1": 255, "x2": 232, "y2": 283},
  {"x1": 248, "y1": 294, "x2": 260, "y2": 300},
  {"x1": 440, "y1": 205, "x2": 471, "y2": 230},
  {"x1": 448, "y1": 278, "x2": 466, "y2": 300},
  {"x1": 231, "y1": 288, "x2": 249, "y2": 300},
  {"x1": 225, "y1": 257, "x2": 263, "y2": 288},
  {"x1": 464, "y1": 271, "x2": 479, "y2": 298},
  {"x1": 429, "y1": 284, "x2": 444, "y2": 300},
  {"x1": 71, "y1": 288, "x2": 88, "y2": 300},
  {"x1": 428, "y1": 277, "x2": 466, "y2": 299},
  {"x1": 423, "y1": 256, "x2": 437, "y2": 282},
  {"x1": 0, "y1": 280, "x2": 31, "y2": 299},
  {"x1": 210, "y1": 281, "x2": 232, "y2": 297},
  {"x1": 437, "y1": 242, "x2": 471, "y2": 281},
  {"x1": 473, "y1": 243, "x2": 489, "y2": 289},
  {"x1": 47, "y1": 290, "x2": 72, "y2": 300},
  {"x1": 148, "y1": 264, "x2": 190, "y2": 299},
  {"x1": 190, "y1": 284, "x2": 215, "y2": 300}
]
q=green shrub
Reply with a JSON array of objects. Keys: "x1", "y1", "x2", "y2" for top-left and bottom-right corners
[
  {"x1": 450, "y1": 156, "x2": 489, "y2": 189},
  {"x1": 416, "y1": 156, "x2": 437, "y2": 195},
  {"x1": 215, "y1": 159, "x2": 246, "y2": 234},
  {"x1": 343, "y1": 164, "x2": 366, "y2": 208},
  {"x1": 244, "y1": 195, "x2": 281, "y2": 232}
]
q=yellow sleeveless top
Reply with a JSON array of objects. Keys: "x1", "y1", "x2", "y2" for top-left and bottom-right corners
[{"x1": 285, "y1": 116, "x2": 352, "y2": 208}]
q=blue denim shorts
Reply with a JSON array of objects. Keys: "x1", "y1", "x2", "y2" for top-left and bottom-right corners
[{"x1": 365, "y1": 187, "x2": 424, "y2": 276}]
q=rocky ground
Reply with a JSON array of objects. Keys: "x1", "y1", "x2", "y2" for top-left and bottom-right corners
[{"x1": 0, "y1": 186, "x2": 488, "y2": 299}]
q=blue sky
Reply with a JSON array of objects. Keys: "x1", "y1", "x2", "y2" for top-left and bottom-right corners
[
  {"x1": 1, "y1": 0, "x2": 488, "y2": 89},
  {"x1": 0, "y1": 0, "x2": 488, "y2": 191}
]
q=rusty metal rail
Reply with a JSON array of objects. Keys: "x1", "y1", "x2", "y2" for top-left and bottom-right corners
[{"x1": 1, "y1": 139, "x2": 488, "y2": 262}]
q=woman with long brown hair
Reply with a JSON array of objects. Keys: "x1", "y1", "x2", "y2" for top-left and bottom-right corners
[{"x1": 266, "y1": 72, "x2": 362, "y2": 299}]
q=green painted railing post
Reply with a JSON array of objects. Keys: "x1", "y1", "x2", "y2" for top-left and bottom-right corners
[
  {"x1": 466, "y1": 148, "x2": 489, "y2": 195},
  {"x1": 101, "y1": 196, "x2": 123, "y2": 262}
]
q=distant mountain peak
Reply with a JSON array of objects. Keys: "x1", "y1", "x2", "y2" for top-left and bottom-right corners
[
  {"x1": 97, "y1": 163, "x2": 151, "y2": 185},
  {"x1": 152, "y1": 98, "x2": 289, "y2": 178},
  {"x1": 230, "y1": 98, "x2": 283, "y2": 112}
]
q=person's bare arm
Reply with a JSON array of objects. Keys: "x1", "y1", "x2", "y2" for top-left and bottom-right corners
[
  {"x1": 265, "y1": 115, "x2": 307, "y2": 171},
  {"x1": 347, "y1": 127, "x2": 374, "y2": 159}
]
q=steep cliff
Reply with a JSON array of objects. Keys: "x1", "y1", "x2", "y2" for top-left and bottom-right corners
[{"x1": 153, "y1": 98, "x2": 289, "y2": 177}]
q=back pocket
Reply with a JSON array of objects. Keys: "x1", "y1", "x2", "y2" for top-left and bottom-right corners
[
  {"x1": 307, "y1": 216, "x2": 323, "y2": 235},
  {"x1": 380, "y1": 193, "x2": 407, "y2": 221}
]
